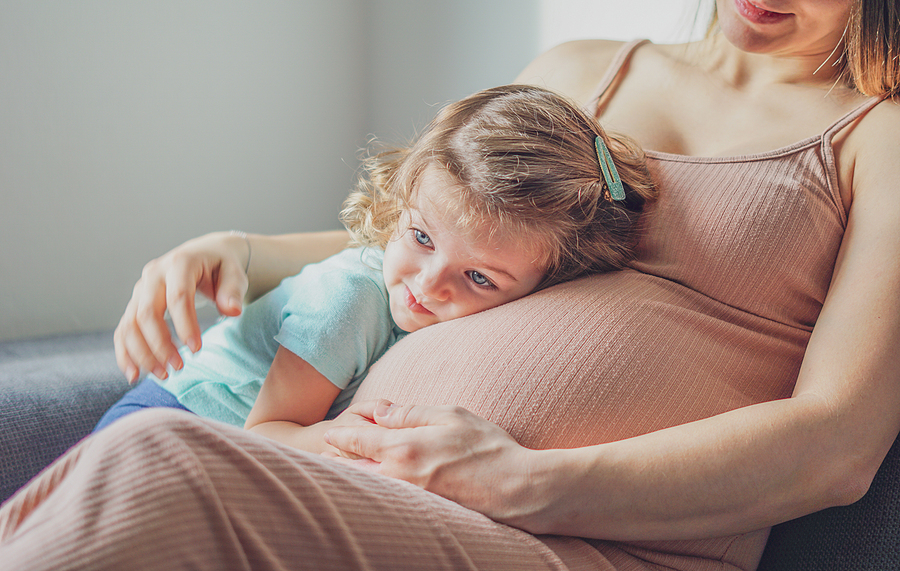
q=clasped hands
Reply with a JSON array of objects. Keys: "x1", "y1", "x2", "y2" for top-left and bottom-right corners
[{"x1": 323, "y1": 399, "x2": 552, "y2": 532}]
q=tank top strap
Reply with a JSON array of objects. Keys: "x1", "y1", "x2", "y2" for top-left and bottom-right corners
[
  {"x1": 585, "y1": 39, "x2": 650, "y2": 118},
  {"x1": 820, "y1": 95, "x2": 885, "y2": 223},
  {"x1": 822, "y1": 95, "x2": 885, "y2": 141}
]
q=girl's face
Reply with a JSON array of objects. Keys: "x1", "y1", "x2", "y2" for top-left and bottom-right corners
[
  {"x1": 716, "y1": 0, "x2": 853, "y2": 58},
  {"x1": 382, "y1": 165, "x2": 546, "y2": 333}
]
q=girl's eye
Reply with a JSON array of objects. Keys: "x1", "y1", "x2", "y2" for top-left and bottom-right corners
[
  {"x1": 467, "y1": 271, "x2": 495, "y2": 289},
  {"x1": 413, "y1": 229, "x2": 431, "y2": 246}
]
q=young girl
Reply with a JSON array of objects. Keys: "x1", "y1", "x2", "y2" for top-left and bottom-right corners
[{"x1": 95, "y1": 84, "x2": 657, "y2": 452}]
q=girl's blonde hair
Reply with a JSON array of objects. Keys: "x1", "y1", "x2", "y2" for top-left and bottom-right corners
[
  {"x1": 341, "y1": 84, "x2": 657, "y2": 289},
  {"x1": 704, "y1": 0, "x2": 900, "y2": 98}
]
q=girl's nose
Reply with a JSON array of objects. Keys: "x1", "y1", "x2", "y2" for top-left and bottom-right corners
[{"x1": 416, "y1": 263, "x2": 451, "y2": 301}]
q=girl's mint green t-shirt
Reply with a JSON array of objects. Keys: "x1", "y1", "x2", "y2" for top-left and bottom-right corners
[{"x1": 158, "y1": 247, "x2": 406, "y2": 426}]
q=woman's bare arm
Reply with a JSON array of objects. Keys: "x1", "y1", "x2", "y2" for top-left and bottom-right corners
[{"x1": 114, "y1": 229, "x2": 349, "y2": 383}]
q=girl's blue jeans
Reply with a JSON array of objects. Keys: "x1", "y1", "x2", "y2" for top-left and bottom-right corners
[{"x1": 93, "y1": 377, "x2": 192, "y2": 432}]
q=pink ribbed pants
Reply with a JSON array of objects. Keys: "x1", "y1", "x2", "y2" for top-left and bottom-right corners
[{"x1": 0, "y1": 409, "x2": 612, "y2": 571}]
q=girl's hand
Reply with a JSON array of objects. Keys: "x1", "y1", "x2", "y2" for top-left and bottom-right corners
[
  {"x1": 323, "y1": 400, "x2": 547, "y2": 527},
  {"x1": 113, "y1": 231, "x2": 250, "y2": 384},
  {"x1": 317, "y1": 406, "x2": 383, "y2": 460},
  {"x1": 247, "y1": 408, "x2": 379, "y2": 456}
]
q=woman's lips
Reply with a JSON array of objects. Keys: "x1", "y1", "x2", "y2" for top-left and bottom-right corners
[
  {"x1": 734, "y1": 0, "x2": 790, "y2": 24},
  {"x1": 404, "y1": 287, "x2": 433, "y2": 315}
]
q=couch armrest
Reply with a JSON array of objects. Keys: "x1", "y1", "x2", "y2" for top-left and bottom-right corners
[
  {"x1": 0, "y1": 330, "x2": 130, "y2": 503},
  {"x1": 758, "y1": 432, "x2": 900, "y2": 570}
]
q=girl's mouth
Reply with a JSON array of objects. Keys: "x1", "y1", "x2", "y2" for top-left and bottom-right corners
[{"x1": 404, "y1": 287, "x2": 433, "y2": 315}]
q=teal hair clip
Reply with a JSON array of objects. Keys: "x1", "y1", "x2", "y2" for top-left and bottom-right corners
[{"x1": 595, "y1": 135, "x2": 626, "y2": 201}]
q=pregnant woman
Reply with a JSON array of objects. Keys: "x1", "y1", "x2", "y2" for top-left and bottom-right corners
[{"x1": 2, "y1": 1, "x2": 898, "y2": 570}]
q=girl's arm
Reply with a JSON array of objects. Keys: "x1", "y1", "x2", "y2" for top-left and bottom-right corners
[
  {"x1": 324, "y1": 103, "x2": 900, "y2": 540},
  {"x1": 244, "y1": 346, "x2": 342, "y2": 454},
  {"x1": 114, "y1": 230, "x2": 349, "y2": 383}
]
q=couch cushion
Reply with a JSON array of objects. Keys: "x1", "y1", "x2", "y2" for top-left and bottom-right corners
[{"x1": 0, "y1": 330, "x2": 130, "y2": 503}]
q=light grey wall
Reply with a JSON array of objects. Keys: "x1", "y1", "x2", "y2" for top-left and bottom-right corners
[
  {"x1": 0, "y1": 1, "x2": 540, "y2": 342},
  {"x1": 366, "y1": 1, "x2": 540, "y2": 141}
]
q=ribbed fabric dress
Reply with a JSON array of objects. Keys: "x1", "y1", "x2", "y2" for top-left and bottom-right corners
[{"x1": 0, "y1": 40, "x2": 884, "y2": 571}]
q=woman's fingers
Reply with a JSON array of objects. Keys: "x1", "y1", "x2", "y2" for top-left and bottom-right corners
[
  {"x1": 211, "y1": 252, "x2": 248, "y2": 318},
  {"x1": 164, "y1": 257, "x2": 206, "y2": 355},
  {"x1": 113, "y1": 264, "x2": 187, "y2": 381},
  {"x1": 135, "y1": 260, "x2": 184, "y2": 375},
  {"x1": 113, "y1": 304, "x2": 142, "y2": 384},
  {"x1": 323, "y1": 422, "x2": 381, "y2": 462},
  {"x1": 114, "y1": 277, "x2": 173, "y2": 381},
  {"x1": 337, "y1": 400, "x2": 383, "y2": 424},
  {"x1": 112, "y1": 231, "x2": 252, "y2": 383},
  {"x1": 370, "y1": 400, "x2": 467, "y2": 428},
  {"x1": 341, "y1": 399, "x2": 461, "y2": 429}
]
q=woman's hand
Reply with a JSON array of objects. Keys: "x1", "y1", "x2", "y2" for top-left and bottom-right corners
[
  {"x1": 114, "y1": 231, "x2": 250, "y2": 383},
  {"x1": 113, "y1": 229, "x2": 351, "y2": 384},
  {"x1": 323, "y1": 400, "x2": 549, "y2": 528}
]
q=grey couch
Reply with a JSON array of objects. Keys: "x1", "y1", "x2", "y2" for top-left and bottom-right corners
[{"x1": 2, "y1": 330, "x2": 898, "y2": 570}]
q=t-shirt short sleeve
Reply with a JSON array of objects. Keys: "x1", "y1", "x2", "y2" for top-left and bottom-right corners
[{"x1": 273, "y1": 248, "x2": 394, "y2": 390}]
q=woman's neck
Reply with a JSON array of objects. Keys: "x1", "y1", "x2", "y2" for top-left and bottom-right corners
[{"x1": 693, "y1": 34, "x2": 850, "y2": 94}]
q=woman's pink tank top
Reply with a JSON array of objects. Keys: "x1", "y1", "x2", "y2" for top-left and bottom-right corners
[
  {"x1": 593, "y1": 39, "x2": 879, "y2": 331},
  {"x1": 357, "y1": 40, "x2": 884, "y2": 570}
]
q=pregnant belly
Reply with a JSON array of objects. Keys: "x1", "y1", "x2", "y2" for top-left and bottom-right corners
[{"x1": 355, "y1": 269, "x2": 808, "y2": 450}]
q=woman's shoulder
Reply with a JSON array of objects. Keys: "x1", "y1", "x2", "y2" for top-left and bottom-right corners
[
  {"x1": 841, "y1": 98, "x2": 900, "y2": 202},
  {"x1": 851, "y1": 97, "x2": 900, "y2": 138},
  {"x1": 515, "y1": 39, "x2": 629, "y2": 105},
  {"x1": 515, "y1": 39, "x2": 685, "y2": 106}
]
